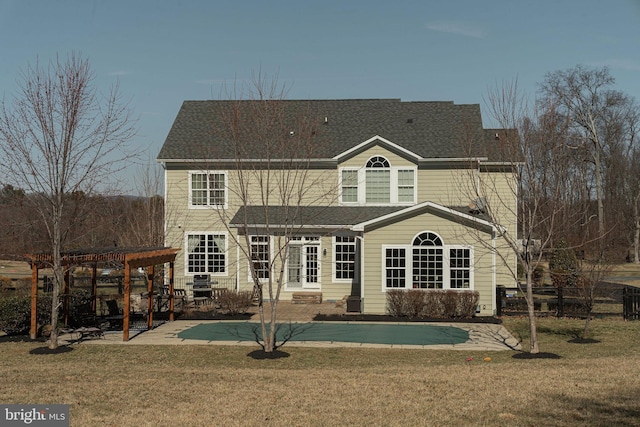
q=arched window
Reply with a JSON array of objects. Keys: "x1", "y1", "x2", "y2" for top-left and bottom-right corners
[
  {"x1": 366, "y1": 156, "x2": 390, "y2": 168},
  {"x1": 365, "y1": 156, "x2": 390, "y2": 203},
  {"x1": 412, "y1": 232, "x2": 444, "y2": 288}
]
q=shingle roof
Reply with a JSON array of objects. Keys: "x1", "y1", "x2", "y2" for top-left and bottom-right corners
[
  {"x1": 229, "y1": 205, "x2": 406, "y2": 228},
  {"x1": 158, "y1": 99, "x2": 508, "y2": 161},
  {"x1": 229, "y1": 204, "x2": 490, "y2": 229}
]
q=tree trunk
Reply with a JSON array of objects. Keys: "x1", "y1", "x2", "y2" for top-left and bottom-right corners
[
  {"x1": 526, "y1": 269, "x2": 539, "y2": 354},
  {"x1": 634, "y1": 199, "x2": 640, "y2": 264},
  {"x1": 593, "y1": 139, "x2": 606, "y2": 259},
  {"x1": 583, "y1": 313, "x2": 592, "y2": 340},
  {"x1": 48, "y1": 202, "x2": 63, "y2": 350}
]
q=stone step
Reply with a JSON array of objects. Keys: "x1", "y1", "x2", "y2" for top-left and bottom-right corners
[{"x1": 291, "y1": 292, "x2": 322, "y2": 304}]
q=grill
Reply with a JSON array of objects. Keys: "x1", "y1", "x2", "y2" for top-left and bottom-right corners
[{"x1": 191, "y1": 274, "x2": 212, "y2": 299}]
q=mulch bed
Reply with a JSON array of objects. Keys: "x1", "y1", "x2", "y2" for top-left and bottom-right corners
[
  {"x1": 512, "y1": 352, "x2": 562, "y2": 359},
  {"x1": 0, "y1": 334, "x2": 34, "y2": 343},
  {"x1": 29, "y1": 345, "x2": 74, "y2": 355},
  {"x1": 247, "y1": 349, "x2": 290, "y2": 360}
]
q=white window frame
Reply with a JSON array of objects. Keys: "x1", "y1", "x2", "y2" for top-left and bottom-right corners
[
  {"x1": 338, "y1": 164, "x2": 417, "y2": 206},
  {"x1": 184, "y1": 231, "x2": 228, "y2": 276},
  {"x1": 333, "y1": 235, "x2": 357, "y2": 282},
  {"x1": 381, "y1": 244, "x2": 474, "y2": 291},
  {"x1": 188, "y1": 170, "x2": 228, "y2": 209},
  {"x1": 285, "y1": 236, "x2": 321, "y2": 290},
  {"x1": 248, "y1": 235, "x2": 271, "y2": 281},
  {"x1": 449, "y1": 246, "x2": 473, "y2": 289},
  {"x1": 340, "y1": 169, "x2": 359, "y2": 204}
]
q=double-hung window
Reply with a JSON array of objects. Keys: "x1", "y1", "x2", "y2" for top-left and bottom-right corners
[
  {"x1": 334, "y1": 236, "x2": 356, "y2": 281},
  {"x1": 250, "y1": 235, "x2": 270, "y2": 280},
  {"x1": 186, "y1": 233, "x2": 227, "y2": 274},
  {"x1": 189, "y1": 171, "x2": 227, "y2": 208},
  {"x1": 341, "y1": 170, "x2": 359, "y2": 203}
]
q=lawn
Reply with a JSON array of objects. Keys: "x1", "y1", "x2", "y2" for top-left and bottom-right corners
[{"x1": 1, "y1": 317, "x2": 639, "y2": 426}]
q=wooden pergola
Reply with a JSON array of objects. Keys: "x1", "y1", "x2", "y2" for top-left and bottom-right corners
[{"x1": 25, "y1": 247, "x2": 180, "y2": 342}]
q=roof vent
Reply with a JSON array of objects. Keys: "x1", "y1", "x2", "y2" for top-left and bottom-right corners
[
  {"x1": 407, "y1": 118, "x2": 413, "y2": 124},
  {"x1": 324, "y1": 116, "x2": 328, "y2": 124},
  {"x1": 289, "y1": 131, "x2": 295, "y2": 136},
  {"x1": 495, "y1": 132, "x2": 500, "y2": 140}
]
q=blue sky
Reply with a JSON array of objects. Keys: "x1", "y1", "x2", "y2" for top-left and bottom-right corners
[{"x1": 1, "y1": 0, "x2": 639, "y2": 193}]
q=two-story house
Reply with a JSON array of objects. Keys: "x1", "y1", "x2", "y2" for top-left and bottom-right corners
[{"x1": 157, "y1": 99, "x2": 517, "y2": 316}]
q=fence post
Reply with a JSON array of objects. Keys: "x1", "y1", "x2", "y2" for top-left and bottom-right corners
[{"x1": 557, "y1": 285, "x2": 564, "y2": 318}]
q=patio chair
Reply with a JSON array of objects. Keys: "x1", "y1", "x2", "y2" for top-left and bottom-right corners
[{"x1": 104, "y1": 299, "x2": 124, "y2": 329}]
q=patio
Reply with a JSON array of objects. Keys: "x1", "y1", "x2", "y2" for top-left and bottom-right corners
[{"x1": 70, "y1": 301, "x2": 521, "y2": 351}]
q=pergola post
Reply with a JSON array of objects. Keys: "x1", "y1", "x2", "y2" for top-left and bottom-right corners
[
  {"x1": 169, "y1": 261, "x2": 175, "y2": 322},
  {"x1": 30, "y1": 263, "x2": 38, "y2": 340},
  {"x1": 91, "y1": 264, "x2": 98, "y2": 313},
  {"x1": 123, "y1": 261, "x2": 131, "y2": 342},
  {"x1": 63, "y1": 269, "x2": 70, "y2": 326},
  {"x1": 147, "y1": 265, "x2": 154, "y2": 330}
]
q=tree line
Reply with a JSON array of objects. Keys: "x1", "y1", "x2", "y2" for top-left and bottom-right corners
[{"x1": 0, "y1": 185, "x2": 164, "y2": 259}]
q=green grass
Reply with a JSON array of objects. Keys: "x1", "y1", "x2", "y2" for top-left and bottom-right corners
[{"x1": 1, "y1": 317, "x2": 640, "y2": 426}]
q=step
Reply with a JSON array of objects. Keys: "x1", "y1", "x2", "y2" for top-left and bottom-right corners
[{"x1": 291, "y1": 292, "x2": 322, "y2": 304}]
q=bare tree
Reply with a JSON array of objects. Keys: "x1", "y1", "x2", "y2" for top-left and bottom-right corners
[
  {"x1": 119, "y1": 160, "x2": 165, "y2": 247},
  {"x1": 207, "y1": 73, "x2": 336, "y2": 353},
  {"x1": 539, "y1": 65, "x2": 638, "y2": 259},
  {"x1": 624, "y1": 148, "x2": 640, "y2": 262},
  {"x1": 0, "y1": 53, "x2": 137, "y2": 348},
  {"x1": 458, "y1": 80, "x2": 584, "y2": 354},
  {"x1": 575, "y1": 260, "x2": 611, "y2": 340}
]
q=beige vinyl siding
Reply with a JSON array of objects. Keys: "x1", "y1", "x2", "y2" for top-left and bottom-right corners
[
  {"x1": 361, "y1": 212, "x2": 495, "y2": 315},
  {"x1": 479, "y1": 170, "x2": 518, "y2": 289},
  {"x1": 340, "y1": 146, "x2": 416, "y2": 169},
  {"x1": 416, "y1": 168, "x2": 473, "y2": 206}
]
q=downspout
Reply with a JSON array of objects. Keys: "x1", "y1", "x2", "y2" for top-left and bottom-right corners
[
  {"x1": 236, "y1": 238, "x2": 240, "y2": 292},
  {"x1": 356, "y1": 235, "x2": 364, "y2": 313},
  {"x1": 491, "y1": 229, "x2": 497, "y2": 315}
]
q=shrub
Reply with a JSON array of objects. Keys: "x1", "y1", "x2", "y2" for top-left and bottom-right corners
[
  {"x1": 405, "y1": 290, "x2": 426, "y2": 318},
  {"x1": 456, "y1": 290, "x2": 480, "y2": 317},
  {"x1": 442, "y1": 290, "x2": 458, "y2": 317},
  {"x1": 0, "y1": 293, "x2": 52, "y2": 335},
  {"x1": 219, "y1": 290, "x2": 253, "y2": 315},
  {"x1": 423, "y1": 291, "x2": 444, "y2": 318},
  {"x1": 67, "y1": 290, "x2": 95, "y2": 327},
  {"x1": 386, "y1": 289, "x2": 406, "y2": 317},
  {"x1": 386, "y1": 289, "x2": 479, "y2": 319},
  {"x1": 549, "y1": 239, "x2": 578, "y2": 288}
]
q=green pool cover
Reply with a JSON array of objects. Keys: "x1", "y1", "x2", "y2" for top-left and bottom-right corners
[{"x1": 177, "y1": 322, "x2": 469, "y2": 346}]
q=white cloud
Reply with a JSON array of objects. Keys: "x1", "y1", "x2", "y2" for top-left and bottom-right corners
[{"x1": 425, "y1": 21, "x2": 485, "y2": 39}]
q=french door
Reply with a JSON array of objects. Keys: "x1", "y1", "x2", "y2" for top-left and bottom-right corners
[{"x1": 287, "y1": 237, "x2": 320, "y2": 289}]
